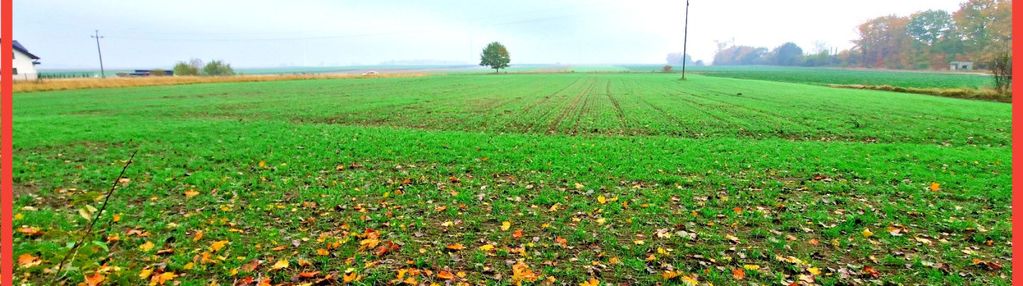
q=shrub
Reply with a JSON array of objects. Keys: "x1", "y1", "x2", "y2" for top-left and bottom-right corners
[
  {"x1": 662, "y1": 65, "x2": 673, "y2": 73},
  {"x1": 173, "y1": 62, "x2": 199, "y2": 76},
  {"x1": 202, "y1": 60, "x2": 235, "y2": 76}
]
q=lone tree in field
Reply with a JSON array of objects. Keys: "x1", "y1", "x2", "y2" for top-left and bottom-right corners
[{"x1": 480, "y1": 42, "x2": 510, "y2": 73}]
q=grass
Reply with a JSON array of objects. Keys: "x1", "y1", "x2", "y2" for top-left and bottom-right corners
[
  {"x1": 13, "y1": 73, "x2": 1010, "y2": 285},
  {"x1": 682, "y1": 65, "x2": 996, "y2": 89},
  {"x1": 12, "y1": 73, "x2": 427, "y2": 93},
  {"x1": 829, "y1": 84, "x2": 1010, "y2": 102}
]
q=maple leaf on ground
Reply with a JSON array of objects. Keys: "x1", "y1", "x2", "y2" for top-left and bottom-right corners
[
  {"x1": 374, "y1": 241, "x2": 400, "y2": 256},
  {"x1": 16, "y1": 226, "x2": 43, "y2": 237},
  {"x1": 446, "y1": 243, "x2": 466, "y2": 251},
  {"x1": 862, "y1": 266, "x2": 880, "y2": 278},
  {"x1": 580, "y1": 277, "x2": 599, "y2": 286},
  {"x1": 437, "y1": 270, "x2": 455, "y2": 280},
  {"x1": 83, "y1": 272, "x2": 105, "y2": 286},
  {"x1": 555, "y1": 236, "x2": 568, "y2": 247},
  {"x1": 17, "y1": 254, "x2": 41, "y2": 268},
  {"x1": 149, "y1": 271, "x2": 177, "y2": 286},
  {"x1": 732, "y1": 268, "x2": 745, "y2": 280},
  {"x1": 930, "y1": 182, "x2": 941, "y2": 192},
  {"x1": 512, "y1": 229, "x2": 523, "y2": 239},
  {"x1": 240, "y1": 259, "x2": 261, "y2": 272},
  {"x1": 359, "y1": 237, "x2": 380, "y2": 250},
  {"x1": 511, "y1": 261, "x2": 539, "y2": 284},
  {"x1": 972, "y1": 259, "x2": 1004, "y2": 271}
]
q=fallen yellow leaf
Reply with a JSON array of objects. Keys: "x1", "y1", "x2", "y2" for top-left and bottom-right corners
[
  {"x1": 138, "y1": 268, "x2": 153, "y2": 279},
  {"x1": 139, "y1": 241, "x2": 155, "y2": 252},
  {"x1": 271, "y1": 259, "x2": 289, "y2": 270},
  {"x1": 662, "y1": 270, "x2": 681, "y2": 280},
  {"x1": 149, "y1": 272, "x2": 177, "y2": 286},
  {"x1": 211, "y1": 240, "x2": 229, "y2": 252},
  {"x1": 501, "y1": 221, "x2": 511, "y2": 231},
  {"x1": 862, "y1": 228, "x2": 874, "y2": 238},
  {"x1": 343, "y1": 271, "x2": 359, "y2": 283}
]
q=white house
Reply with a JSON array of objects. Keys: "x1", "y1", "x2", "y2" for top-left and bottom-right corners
[
  {"x1": 12, "y1": 40, "x2": 40, "y2": 80},
  {"x1": 949, "y1": 61, "x2": 973, "y2": 71}
]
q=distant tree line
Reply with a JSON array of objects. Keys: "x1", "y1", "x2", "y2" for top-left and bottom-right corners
[
  {"x1": 665, "y1": 53, "x2": 704, "y2": 67},
  {"x1": 712, "y1": 42, "x2": 807, "y2": 66},
  {"x1": 710, "y1": 0, "x2": 1010, "y2": 71},
  {"x1": 173, "y1": 58, "x2": 236, "y2": 76}
]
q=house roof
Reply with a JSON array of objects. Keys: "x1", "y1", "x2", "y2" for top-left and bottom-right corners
[{"x1": 12, "y1": 40, "x2": 40, "y2": 60}]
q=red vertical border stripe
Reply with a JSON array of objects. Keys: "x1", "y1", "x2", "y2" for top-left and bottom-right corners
[
  {"x1": 1013, "y1": 0, "x2": 1022, "y2": 284},
  {"x1": 0, "y1": 0, "x2": 12, "y2": 284}
]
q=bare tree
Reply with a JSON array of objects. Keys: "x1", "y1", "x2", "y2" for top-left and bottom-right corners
[{"x1": 991, "y1": 52, "x2": 1011, "y2": 94}]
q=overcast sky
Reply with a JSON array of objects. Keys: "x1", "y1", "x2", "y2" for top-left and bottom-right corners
[{"x1": 12, "y1": 0, "x2": 964, "y2": 69}]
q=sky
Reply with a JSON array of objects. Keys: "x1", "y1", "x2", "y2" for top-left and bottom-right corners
[{"x1": 11, "y1": 0, "x2": 965, "y2": 69}]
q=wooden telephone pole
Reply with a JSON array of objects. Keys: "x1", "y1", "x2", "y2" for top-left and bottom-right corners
[
  {"x1": 91, "y1": 30, "x2": 106, "y2": 78},
  {"x1": 681, "y1": 0, "x2": 690, "y2": 80}
]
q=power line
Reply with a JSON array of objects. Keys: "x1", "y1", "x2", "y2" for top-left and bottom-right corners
[{"x1": 101, "y1": 13, "x2": 589, "y2": 42}]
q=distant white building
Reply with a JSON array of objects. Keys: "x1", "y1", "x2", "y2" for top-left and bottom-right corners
[
  {"x1": 949, "y1": 61, "x2": 973, "y2": 71},
  {"x1": 12, "y1": 40, "x2": 41, "y2": 80}
]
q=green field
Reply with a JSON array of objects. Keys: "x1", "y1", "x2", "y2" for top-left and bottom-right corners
[
  {"x1": 14, "y1": 73, "x2": 1010, "y2": 285},
  {"x1": 680, "y1": 66, "x2": 996, "y2": 89}
]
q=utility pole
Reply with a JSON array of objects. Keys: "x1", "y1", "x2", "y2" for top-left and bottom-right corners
[
  {"x1": 681, "y1": 0, "x2": 690, "y2": 80},
  {"x1": 91, "y1": 30, "x2": 106, "y2": 78}
]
